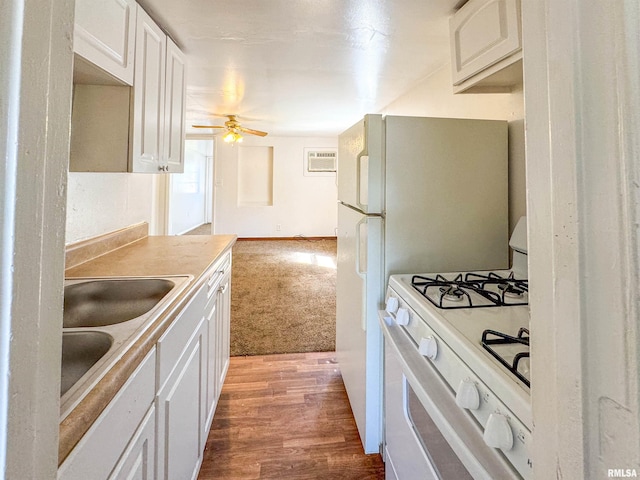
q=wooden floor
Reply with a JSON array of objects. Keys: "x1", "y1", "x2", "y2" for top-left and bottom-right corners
[{"x1": 197, "y1": 352, "x2": 385, "y2": 480}]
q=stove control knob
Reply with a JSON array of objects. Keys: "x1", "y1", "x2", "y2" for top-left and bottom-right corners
[
  {"x1": 456, "y1": 380, "x2": 480, "y2": 410},
  {"x1": 483, "y1": 413, "x2": 514, "y2": 451},
  {"x1": 386, "y1": 297, "x2": 399, "y2": 314},
  {"x1": 419, "y1": 336, "x2": 438, "y2": 360},
  {"x1": 395, "y1": 308, "x2": 410, "y2": 326}
]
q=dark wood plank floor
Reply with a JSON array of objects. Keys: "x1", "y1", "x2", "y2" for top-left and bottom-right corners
[{"x1": 198, "y1": 352, "x2": 385, "y2": 480}]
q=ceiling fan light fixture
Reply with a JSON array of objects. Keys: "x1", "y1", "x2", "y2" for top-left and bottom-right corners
[
  {"x1": 223, "y1": 131, "x2": 236, "y2": 143},
  {"x1": 223, "y1": 129, "x2": 243, "y2": 143},
  {"x1": 192, "y1": 115, "x2": 266, "y2": 141}
]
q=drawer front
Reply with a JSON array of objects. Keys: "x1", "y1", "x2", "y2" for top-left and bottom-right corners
[
  {"x1": 157, "y1": 283, "x2": 206, "y2": 389},
  {"x1": 206, "y1": 251, "x2": 231, "y2": 300},
  {"x1": 58, "y1": 348, "x2": 156, "y2": 480}
]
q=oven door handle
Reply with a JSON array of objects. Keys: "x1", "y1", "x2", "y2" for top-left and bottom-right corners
[{"x1": 379, "y1": 312, "x2": 520, "y2": 480}]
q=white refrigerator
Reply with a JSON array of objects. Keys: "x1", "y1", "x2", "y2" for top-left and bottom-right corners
[{"x1": 336, "y1": 114, "x2": 509, "y2": 454}]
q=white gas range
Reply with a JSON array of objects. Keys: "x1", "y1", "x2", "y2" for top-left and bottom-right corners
[{"x1": 380, "y1": 217, "x2": 532, "y2": 480}]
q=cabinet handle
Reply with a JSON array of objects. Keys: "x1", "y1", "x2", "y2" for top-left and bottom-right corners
[{"x1": 218, "y1": 284, "x2": 227, "y2": 294}]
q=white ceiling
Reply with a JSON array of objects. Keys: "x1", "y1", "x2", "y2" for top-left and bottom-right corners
[{"x1": 138, "y1": 0, "x2": 462, "y2": 137}]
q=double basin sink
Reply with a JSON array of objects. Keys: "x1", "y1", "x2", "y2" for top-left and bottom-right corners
[{"x1": 61, "y1": 275, "x2": 192, "y2": 417}]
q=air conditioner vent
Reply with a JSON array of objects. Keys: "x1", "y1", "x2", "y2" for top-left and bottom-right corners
[{"x1": 306, "y1": 150, "x2": 337, "y2": 172}]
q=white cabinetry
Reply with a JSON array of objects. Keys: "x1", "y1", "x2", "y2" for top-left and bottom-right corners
[
  {"x1": 203, "y1": 252, "x2": 232, "y2": 432},
  {"x1": 58, "y1": 348, "x2": 157, "y2": 480},
  {"x1": 450, "y1": 0, "x2": 522, "y2": 93},
  {"x1": 156, "y1": 284, "x2": 207, "y2": 480},
  {"x1": 59, "y1": 249, "x2": 234, "y2": 480},
  {"x1": 108, "y1": 406, "x2": 156, "y2": 480},
  {"x1": 132, "y1": 6, "x2": 186, "y2": 173},
  {"x1": 215, "y1": 271, "x2": 231, "y2": 398},
  {"x1": 164, "y1": 41, "x2": 187, "y2": 172},
  {"x1": 74, "y1": 0, "x2": 136, "y2": 85},
  {"x1": 69, "y1": 4, "x2": 186, "y2": 173}
]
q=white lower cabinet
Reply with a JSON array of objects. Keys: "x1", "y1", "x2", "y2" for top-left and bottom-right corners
[
  {"x1": 108, "y1": 405, "x2": 156, "y2": 480},
  {"x1": 156, "y1": 317, "x2": 207, "y2": 480},
  {"x1": 58, "y1": 348, "x2": 156, "y2": 480},
  {"x1": 156, "y1": 284, "x2": 208, "y2": 480},
  {"x1": 204, "y1": 253, "x2": 232, "y2": 432},
  {"x1": 215, "y1": 272, "x2": 231, "y2": 398},
  {"x1": 59, "y1": 250, "x2": 233, "y2": 480}
]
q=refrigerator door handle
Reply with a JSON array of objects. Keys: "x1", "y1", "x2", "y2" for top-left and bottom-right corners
[
  {"x1": 355, "y1": 216, "x2": 367, "y2": 279},
  {"x1": 356, "y1": 153, "x2": 369, "y2": 211}
]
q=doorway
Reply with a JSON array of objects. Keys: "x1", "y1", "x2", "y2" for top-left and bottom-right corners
[{"x1": 167, "y1": 137, "x2": 214, "y2": 235}]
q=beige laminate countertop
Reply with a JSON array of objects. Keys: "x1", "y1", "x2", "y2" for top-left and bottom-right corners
[
  {"x1": 60, "y1": 234, "x2": 237, "y2": 465},
  {"x1": 66, "y1": 234, "x2": 236, "y2": 278}
]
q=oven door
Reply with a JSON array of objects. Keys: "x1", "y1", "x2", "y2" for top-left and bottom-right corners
[
  {"x1": 384, "y1": 333, "x2": 472, "y2": 480},
  {"x1": 380, "y1": 313, "x2": 520, "y2": 480}
]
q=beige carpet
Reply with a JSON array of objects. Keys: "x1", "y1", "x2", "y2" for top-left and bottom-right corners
[{"x1": 229, "y1": 238, "x2": 336, "y2": 356}]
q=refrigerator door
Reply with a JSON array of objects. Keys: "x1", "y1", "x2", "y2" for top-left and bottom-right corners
[
  {"x1": 336, "y1": 202, "x2": 383, "y2": 453},
  {"x1": 383, "y1": 115, "x2": 510, "y2": 275},
  {"x1": 337, "y1": 114, "x2": 384, "y2": 214}
]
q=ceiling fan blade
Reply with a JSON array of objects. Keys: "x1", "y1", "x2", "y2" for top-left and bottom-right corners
[
  {"x1": 238, "y1": 126, "x2": 268, "y2": 137},
  {"x1": 191, "y1": 125, "x2": 225, "y2": 129}
]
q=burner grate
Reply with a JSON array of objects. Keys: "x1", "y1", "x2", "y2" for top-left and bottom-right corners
[
  {"x1": 481, "y1": 328, "x2": 530, "y2": 387},
  {"x1": 465, "y1": 272, "x2": 528, "y2": 306},
  {"x1": 411, "y1": 274, "x2": 502, "y2": 309},
  {"x1": 411, "y1": 273, "x2": 528, "y2": 309}
]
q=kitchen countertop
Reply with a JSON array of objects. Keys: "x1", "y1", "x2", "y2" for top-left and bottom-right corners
[{"x1": 60, "y1": 234, "x2": 237, "y2": 465}]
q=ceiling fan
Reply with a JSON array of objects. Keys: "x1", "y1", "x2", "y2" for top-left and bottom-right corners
[{"x1": 192, "y1": 115, "x2": 268, "y2": 143}]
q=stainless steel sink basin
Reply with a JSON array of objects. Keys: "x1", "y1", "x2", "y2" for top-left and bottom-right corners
[
  {"x1": 60, "y1": 275, "x2": 192, "y2": 417},
  {"x1": 61, "y1": 331, "x2": 113, "y2": 396},
  {"x1": 63, "y1": 278, "x2": 176, "y2": 328}
]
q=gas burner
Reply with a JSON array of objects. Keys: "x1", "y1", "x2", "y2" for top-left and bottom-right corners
[
  {"x1": 412, "y1": 274, "x2": 483, "y2": 309},
  {"x1": 411, "y1": 274, "x2": 510, "y2": 309},
  {"x1": 439, "y1": 284, "x2": 464, "y2": 302},
  {"x1": 464, "y1": 272, "x2": 529, "y2": 307}
]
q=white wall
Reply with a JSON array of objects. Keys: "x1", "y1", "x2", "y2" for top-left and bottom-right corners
[
  {"x1": 380, "y1": 63, "x2": 526, "y2": 234},
  {"x1": 213, "y1": 136, "x2": 338, "y2": 237},
  {"x1": 66, "y1": 173, "x2": 155, "y2": 243}
]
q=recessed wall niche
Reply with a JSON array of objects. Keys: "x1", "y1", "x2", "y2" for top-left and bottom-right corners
[{"x1": 237, "y1": 146, "x2": 274, "y2": 207}]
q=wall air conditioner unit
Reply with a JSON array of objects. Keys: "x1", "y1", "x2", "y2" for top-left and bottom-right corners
[{"x1": 304, "y1": 148, "x2": 337, "y2": 176}]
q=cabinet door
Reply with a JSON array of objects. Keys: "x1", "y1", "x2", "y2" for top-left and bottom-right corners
[
  {"x1": 205, "y1": 291, "x2": 219, "y2": 431},
  {"x1": 131, "y1": 6, "x2": 166, "y2": 173},
  {"x1": 58, "y1": 349, "x2": 156, "y2": 480},
  {"x1": 108, "y1": 405, "x2": 156, "y2": 480},
  {"x1": 450, "y1": 0, "x2": 521, "y2": 86},
  {"x1": 74, "y1": 0, "x2": 136, "y2": 85},
  {"x1": 216, "y1": 273, "x2": 231, "y2": 389},
  {"x1": 156, "y1": 318, "x2": 207, "y2": 480},
  {"x1": 164, "y1": 39, "x2": 186, "y2": 173}
]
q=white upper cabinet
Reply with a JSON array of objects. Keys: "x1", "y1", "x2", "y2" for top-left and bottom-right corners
[
  {"x1": 74, "y1": 0, "x2": 136, "y2": 85},
  {"x1": 70, "y1": 3, "x2": 186, "y2": 173},
  {"x1": 131, "y1": 6, "x2": 167, "y2": 173},
  {"x1": 163, "y1": 40, "x2": 187, "y2": 173},
  {"x1": 131, "y1": 5, "x2": 186, "y2": 173},
  {"x1": 450, "y1": 0, "x2": 522, "y2": 93}
]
